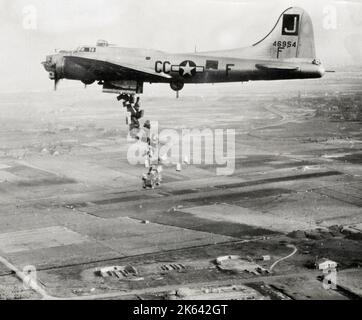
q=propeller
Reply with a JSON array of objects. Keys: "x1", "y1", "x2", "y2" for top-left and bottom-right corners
[
  {"x1": 42, "y1": 54, "x2": 63, "y2": 91},
  {"x1": 54, "y1": 77, "x2": 60, "y2": 91}
]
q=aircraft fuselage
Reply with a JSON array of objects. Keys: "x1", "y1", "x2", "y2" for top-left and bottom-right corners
[
  {"x1": 47, "y1": 46, "x2": 324, "y2": 86},
  {"x1": 42, "y1": 7, "x2": 325, "y2": 94}
]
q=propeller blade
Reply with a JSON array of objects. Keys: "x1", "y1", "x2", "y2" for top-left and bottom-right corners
[{"x1": 54, "y1": 78, "x2": 60, "y2": 91}]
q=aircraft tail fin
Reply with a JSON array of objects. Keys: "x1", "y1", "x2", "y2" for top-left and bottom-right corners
[{"x1": 250, "y1": 7, "x2": 316, "y2": 60}]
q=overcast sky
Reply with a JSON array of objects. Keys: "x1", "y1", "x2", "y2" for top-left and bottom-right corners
[{"x1": 0, "y1": 0, "x2": 361, "y2": 92}]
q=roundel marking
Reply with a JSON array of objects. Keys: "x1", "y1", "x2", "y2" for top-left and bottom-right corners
[{"x1": 179, "y1": 60, "x2": 197, "y2": 78}]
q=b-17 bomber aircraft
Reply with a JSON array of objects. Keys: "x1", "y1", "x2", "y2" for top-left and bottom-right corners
[{"x1": 42, "y1": 7, "x2": 325, "y2": 98}]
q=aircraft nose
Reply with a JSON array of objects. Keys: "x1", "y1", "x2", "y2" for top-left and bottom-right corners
[
  {"x1": 42, "y1": 55, "x2": 57, "y2": 73},
  {"x1": 42, "y1": 53, "x2": 65, "y2": 90}
]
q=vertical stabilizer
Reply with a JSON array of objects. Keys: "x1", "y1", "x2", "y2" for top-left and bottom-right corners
[{"x1": 251, "y1": 7, "x2": 316, "y2": 60}]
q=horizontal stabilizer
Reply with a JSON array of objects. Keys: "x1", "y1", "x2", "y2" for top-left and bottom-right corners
[{"x1": 255, "y1": 64, "x2": 300, "y2": 72}]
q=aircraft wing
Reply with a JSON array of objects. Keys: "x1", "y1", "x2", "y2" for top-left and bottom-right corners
[
  {"x1": 64, "y1": 56, "x2": 172, "y2": 80},
  {"x1": 255, "y1": 64, "x2": 300, "y2": 72}
]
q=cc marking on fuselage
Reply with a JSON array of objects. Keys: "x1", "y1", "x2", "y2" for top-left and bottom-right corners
[{"x1": 155, "y1": 60, "x2": 204, "y2": 77}]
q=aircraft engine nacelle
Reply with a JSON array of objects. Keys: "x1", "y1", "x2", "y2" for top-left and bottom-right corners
[
  {"x1": 48, "y1": 71, "x2": 56, "y2": 80},
  {"x1": 82, "y1": 80, "x2": 95, "y2": 86},
  {"x1": 170, "y1": 81, "x2": 184, "y2": 92}
]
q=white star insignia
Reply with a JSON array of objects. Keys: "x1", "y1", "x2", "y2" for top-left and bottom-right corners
[{"x1": 180, "y1": 62, "x2": 195, "y2": 76}]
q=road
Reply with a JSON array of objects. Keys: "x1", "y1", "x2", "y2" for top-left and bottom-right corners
[{"x1": 270, "y1": 244, "x2": 298, "y2": 271}]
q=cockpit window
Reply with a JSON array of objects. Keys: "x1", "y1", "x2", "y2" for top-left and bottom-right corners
[{"x1": 78, "y1": 47, "x2": 96, "y2": 53}]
